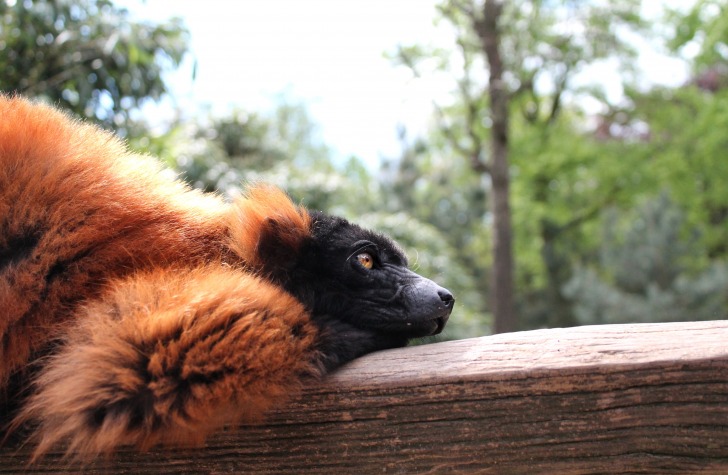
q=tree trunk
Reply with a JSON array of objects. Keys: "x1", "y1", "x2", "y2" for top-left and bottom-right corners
[{"x1": 477, "y1": 0, "x2": 516, "y2": 333}]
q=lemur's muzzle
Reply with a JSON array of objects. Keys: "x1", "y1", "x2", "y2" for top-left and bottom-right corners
[{"x1": 401, "y1": 270, "x2": 454, "y2": 338}]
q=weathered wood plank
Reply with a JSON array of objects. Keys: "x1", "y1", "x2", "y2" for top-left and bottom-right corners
[{"x1": 2, "y1": 321, "x2": 727, "y2": 474}]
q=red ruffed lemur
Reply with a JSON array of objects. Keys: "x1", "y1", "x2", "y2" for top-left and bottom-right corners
[{"x1": 0, "y1": 96, "x2": 454, "y2": 459}]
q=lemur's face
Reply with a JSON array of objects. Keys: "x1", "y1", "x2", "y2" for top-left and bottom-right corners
[
  {"x1": 290, "y1": 213, "x2": 454, "y2": 340},
  {"x1": 232, "y1": 188, "x2": 454, "y2": 345}
]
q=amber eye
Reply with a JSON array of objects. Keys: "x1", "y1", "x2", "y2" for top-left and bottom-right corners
[{"x1": 356, "y1": 252, "x2": 374, "y2": 269}]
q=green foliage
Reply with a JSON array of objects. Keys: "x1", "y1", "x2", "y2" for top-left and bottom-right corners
[
  {"x1": 0, "y1": 0, "x2": 189, "y2": 129},
  {"x1": 564, "y1": 195, "x2": 728, "y2": 325},
  {"x1": 553, "y1": 3, "x2": 728, "y2": 327},
  {"x1": 167, "y1": 103, "x2": 345, "y2": 206},
  {"x1": 629, "y1": 85, "x2": 728, "y2": 260},
  {"x1": 668, "y1": 0, "x2": 728, "y2": 72}
]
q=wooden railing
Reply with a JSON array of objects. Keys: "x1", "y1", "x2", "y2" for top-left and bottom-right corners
[{"x1": 2, "y1": 320, "x2": 727, "y2": 474}]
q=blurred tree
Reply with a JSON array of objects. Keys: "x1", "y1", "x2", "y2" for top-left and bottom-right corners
[
  {"x1": 558, "y1": 0, "x2": 728, "y2": 327},
  {"x1": 510, "y1": 110, "x2": 649, "y2": 329},
  {"x1": 669, "y1": 0, "x2": 728, "y2": 75},
  {"x1": 476, "y1": 0, "x2": 514, "y2": 334},
  {"x1": 626, "y1": 85, "x2": 728, "y2": 262},
  {"x1": 0, "y1": 0, "x2": 188, "y2": 131},
  {"x1": 392, "y1": 0, "x2": 645, "y2": 332},
  {"x1": 624, "y1": 0, "x2": 728, "y2": 260},
  {"x1": 167, "y1": 102, "x2": 345, "y2": 208},
  {"x1": 564, "y1": 194, "x2": 728, "y2": 325}
]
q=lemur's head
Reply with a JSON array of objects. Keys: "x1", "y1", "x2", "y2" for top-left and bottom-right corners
[
  {"x1": 229, "y1": 185, "x2": 454, "y2": 348},
  {"x1": 301, "y1": 212, "x2": 453, "y2": 339}
]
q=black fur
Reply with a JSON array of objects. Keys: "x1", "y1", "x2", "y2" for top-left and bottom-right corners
[{"x1": 275, "y1": 212, "x2": 454, "y2": 369}]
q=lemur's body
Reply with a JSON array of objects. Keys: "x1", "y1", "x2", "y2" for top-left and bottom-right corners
[{"x1": 0, "y1": 96, "x2": 453, "y2": 459}]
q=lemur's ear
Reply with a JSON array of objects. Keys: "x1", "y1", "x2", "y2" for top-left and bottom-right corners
[{"x1": 228, "y1": 185, "x2": 311, "y2": 278}]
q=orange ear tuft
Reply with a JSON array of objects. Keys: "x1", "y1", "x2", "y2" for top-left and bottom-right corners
[{"x1": 227, "y1": 185, "x2": 311, "y2": 274}]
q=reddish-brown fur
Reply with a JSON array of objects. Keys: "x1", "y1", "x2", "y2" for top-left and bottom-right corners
[{"x1": 0, "y1": 96, "x2": 319, "y2": 459}]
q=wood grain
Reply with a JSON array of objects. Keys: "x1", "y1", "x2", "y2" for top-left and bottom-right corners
[{"x1": 2, "y1": 321, "x2": 727, "y2": 474}]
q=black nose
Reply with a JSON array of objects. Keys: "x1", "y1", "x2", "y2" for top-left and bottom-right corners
[
  {"x1": 438, "y1": 288, "x2": 455, "y2": 310},
  {"x1": 432, "y1": 287, "x2": 454, "y2": 334}
]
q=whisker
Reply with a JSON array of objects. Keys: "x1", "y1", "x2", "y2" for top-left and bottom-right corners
[{"x1": 409, "y1": 249, "x2": 420, "y2": 272}]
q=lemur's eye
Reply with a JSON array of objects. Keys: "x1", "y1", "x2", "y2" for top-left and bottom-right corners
[{"x1": 356, "y1": 252, "x2": 374, "y2": 270}]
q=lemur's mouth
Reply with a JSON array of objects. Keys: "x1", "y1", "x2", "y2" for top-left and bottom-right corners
[
  {"x1": 433, "y1": 315, "x2": 448, "y2": 335},
  {"x1": 421, "y1": 314, "x2": 449, "y2": 336},
  {"x1": 394, "y1": 313, "x2": 450, "y2": 338}
]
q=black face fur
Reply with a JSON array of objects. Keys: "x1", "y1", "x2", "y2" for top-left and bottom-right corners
[{"x1": 271, "y1": 212, "x2": 455, "y2": 369}]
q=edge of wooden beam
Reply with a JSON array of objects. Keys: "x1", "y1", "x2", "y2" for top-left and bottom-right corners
[{"x1": 324, "y1": 320, "x2": 728, "y2": 388}]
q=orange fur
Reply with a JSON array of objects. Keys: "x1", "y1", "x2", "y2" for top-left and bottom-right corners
[
  {"x1": 18, "y1": 267, "x2": 318, "y2": 460},
  {"x1": 227, "y1": 184, "x2": 311, "y2": 272},
  {"x1": 0, "y1": 96, "x2": 318, "y2": 458}
]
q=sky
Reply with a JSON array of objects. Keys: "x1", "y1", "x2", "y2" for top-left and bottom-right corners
[
  {"x1": 124, "y1": 1, "x2": 690, "y2": 167},
  {"x1": 125, "y1": 0, "x2": 451, "y2": 166}
]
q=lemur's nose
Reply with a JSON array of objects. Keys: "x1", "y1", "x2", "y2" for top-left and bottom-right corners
[{"x1": 438, "y1": 288, "x2": 455, "y2": 311}]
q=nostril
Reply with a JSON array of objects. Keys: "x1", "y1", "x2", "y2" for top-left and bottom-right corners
[{"x1": 438, "y1": 289, "x2": 455, "y2": 309}]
